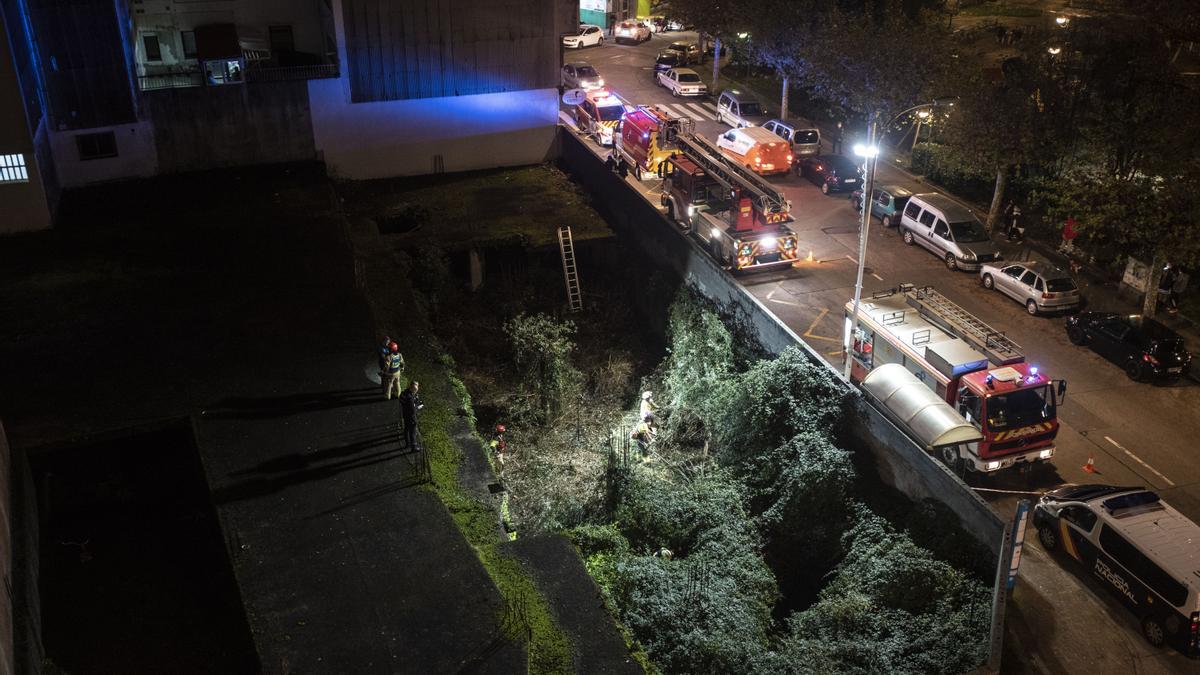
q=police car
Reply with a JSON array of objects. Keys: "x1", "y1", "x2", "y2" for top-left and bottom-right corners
[
  {"x1": 1034, "y1": 484, "x2": 1200, "y2": 657},
  {"x1": 574, "y1": 90, "x2": 627, "y2": 147}
]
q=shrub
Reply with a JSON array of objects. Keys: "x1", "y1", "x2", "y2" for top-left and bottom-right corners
[
  {"x1": 504, "y1": 313, "x2": 581, "y2": 421},
  {"x1": 662, "y1": 290, "x2": 736, "y2": 423}
]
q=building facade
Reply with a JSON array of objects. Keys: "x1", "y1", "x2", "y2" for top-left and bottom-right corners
[{"x1": 0, "y1": 0, "x2": 56, "y2": 233}]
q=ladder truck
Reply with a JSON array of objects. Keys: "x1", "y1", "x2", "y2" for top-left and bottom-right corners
[
  {"x1": 846, "y1": 284, "x2": 1067, "y2": 474},
  {"x1": 657, "y1": 128, "x2": 799, "y2": 272}
]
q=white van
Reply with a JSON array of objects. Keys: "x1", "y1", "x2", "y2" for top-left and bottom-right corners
[
  {"x1": 715, "y1": 126, "x2": 793, "y2": 175},
  {"x1": 899, "y1": 193, "x2": 1001, "y2": 271},
  {"x1": 1035, "y1": 485, "x2": 1200, "y2": 657},
  {"x1": 715, "y1": 89, "x2": 768, "y2": 128},
  {"x1": 761, "y1": 119, "x2": 821, "y2": 158}
]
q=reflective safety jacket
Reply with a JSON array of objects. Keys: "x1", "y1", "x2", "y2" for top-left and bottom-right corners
[{"x1": 385, "y1": 352, "x2": 405, "y2": 373}]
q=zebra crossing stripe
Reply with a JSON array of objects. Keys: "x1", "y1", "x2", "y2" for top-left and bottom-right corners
[{"x1": 683, "y1": 102, "x2": 716, "y2": 120}]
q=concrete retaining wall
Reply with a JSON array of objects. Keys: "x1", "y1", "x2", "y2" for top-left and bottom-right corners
[
  {"x1": 559, "y1": 130, "x2": 1004, "y2": 557},
  {"x1": 0, "y1": 421, "x2": 40, "y2": 675}
]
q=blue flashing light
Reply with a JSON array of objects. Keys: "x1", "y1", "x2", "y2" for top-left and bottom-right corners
[{"x1": 1030, "y1": 366, "x2": 1039, "y2": 377}]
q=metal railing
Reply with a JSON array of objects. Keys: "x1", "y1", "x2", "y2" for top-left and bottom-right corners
[{"x1": 137, "y1": 63, "x2": 338, "y2": 91}]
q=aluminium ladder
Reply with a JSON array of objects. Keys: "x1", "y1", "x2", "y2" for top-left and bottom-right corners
[
  {"x1": 904, "y1": 285, "x2": 1024, "y2": 365},
  {"x1": 557, "y1": 226, "x2": 583, "y2": 312},
  {"x1": 672, "y1": 131, "x2": 791, "y2": 218}
]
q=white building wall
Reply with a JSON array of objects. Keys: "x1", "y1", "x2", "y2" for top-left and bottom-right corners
[
  {"x1": 308, "y1": 0, "x2": 558, "y2": 180},
  {"x1": 48, "y1": 121, "x2": 158, "y2": 188}
]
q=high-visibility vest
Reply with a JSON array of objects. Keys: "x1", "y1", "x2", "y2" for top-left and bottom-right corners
[{"x1": 386, "y1": 353, "x2": 404, "y2": 373}]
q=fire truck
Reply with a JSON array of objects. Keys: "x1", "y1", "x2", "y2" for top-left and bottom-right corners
[
  {"x1": 573, "y1": 90, "x2": 628, "y2": 147},
  {"x1": 610, "y1": 105, "x2": 690, "y2": 180},
  {"x1": 657, "y1": 131, "x2": 799, "y2": 272},
  {"x1": 846, "y1": 284, "x2": 1066, "y2": 474}
]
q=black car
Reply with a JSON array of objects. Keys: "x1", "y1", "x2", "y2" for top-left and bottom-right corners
[
  {"x1": 1065, "y1": 312, "x2": 1192, "y2": 381},
  {"x1": 654, "y1": 51, "x2": 681, "y2": 74},
  {"x1": 797, "y1": 154, "x2": 863, "y2": 194}
]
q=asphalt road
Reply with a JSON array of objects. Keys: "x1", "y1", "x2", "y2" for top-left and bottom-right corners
[{"x1": 562, "y1": 31, "x2": 1199, "y2": 672}]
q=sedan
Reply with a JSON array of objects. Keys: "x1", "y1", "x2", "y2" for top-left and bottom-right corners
[
  {"x1": 657, "y1": 68, "x2": 707, "y2": 97},
  {"x1": 563, "y1": 24, "x2": 604, "y2": 49},
  {"x1": 797, "y1": 155, "x2": 862, "y2": 194},
  {"x1": 654, "y1": 51, "x2": 682, "y2": 74},
  {"x1": 561, "y1": 62, "x2": 603, "y2": 91},
  {"x1": 666, "y1": 41, "x2": 701, "y2": 65},
  {"x1": 1065, "y1": 312, "x2": 1192, "y2": 381},
  {"x1": 615, "y1": 20, "x2": 651, "y2": 44},
  {"x1": 980, "y1": 261, "x2": 1081, "y2": 315}
]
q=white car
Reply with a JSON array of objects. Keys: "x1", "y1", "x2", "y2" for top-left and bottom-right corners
[
  {"x1": 657, "y1": 68, "x2": 707, "y2": 97},
  {"x1": 614, "y1": 20, "x2": 651, "y2": 44},
  {"x1": 563, "y1": 24, "x2": 604, "y2": 49}
]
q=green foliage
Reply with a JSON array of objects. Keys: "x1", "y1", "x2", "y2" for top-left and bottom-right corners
[
  {"x1": 764, "y1": 507, "x2": 990, "y2": 675},
  {"x1": 711, "y1": 346, "x2": 849, "y2": 457},
  {"x1": 910, "y1": 142, "x2": 996, "y2": 203},
  {"x1": 504, "y1": 313, "x2": 581, "y2": 421},
  {"x1": 662, "y1": 290, "x2": 736, "y2": 418}
]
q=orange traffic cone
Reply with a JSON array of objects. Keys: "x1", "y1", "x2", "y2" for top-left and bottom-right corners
[{"x1": 1082, "y1": 454, "x2": 1096, "y2": 474}]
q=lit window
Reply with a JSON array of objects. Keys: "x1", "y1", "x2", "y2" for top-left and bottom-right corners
[{"x1": 0, "y1": 154, "x2": 29, "y2": 183}]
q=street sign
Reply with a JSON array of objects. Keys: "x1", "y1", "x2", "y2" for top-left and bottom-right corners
[
  {"x1": 562, "y1": 88, "x2": 587, "y2": 106},
  {"x1": 1007, "y1": 499, "x2": 1031, "y2": 590}
]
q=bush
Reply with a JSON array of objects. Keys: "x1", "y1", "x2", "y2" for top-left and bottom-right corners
[
  {"x1": 504, "y1": 313, "x2": 581, "y2": 421},
  {"x1": 662, "y1": 290, "x2": 736, "y2": 423}
]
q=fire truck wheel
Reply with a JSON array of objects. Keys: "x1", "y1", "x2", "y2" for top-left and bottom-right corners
[
  {"x1": 982, "y1": 274, "x2": 994, "y2": 290},
  {"x1": 1066, "y1": 325, "x2": 1087, "y2": 345},
  {"x1": 1037, "y1": 524, "x2": 1059, "y2": 551},
  {"x1": 902, "y1": 229, "x2": 915, "y2": 245},
  {"x1": 944, "y1": 253, "x2": 958, "y2": 271}
]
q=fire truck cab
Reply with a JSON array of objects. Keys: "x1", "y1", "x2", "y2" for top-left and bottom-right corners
[
  {"x1": 574, "y1": 90, "x2": 627, "y2": 147},
  {"x1": 659, "y1": 141, "x2": 799, "y2": 272},
  {"x1": 847, "y1": 284, "x2": 1065, "y2": 474}
]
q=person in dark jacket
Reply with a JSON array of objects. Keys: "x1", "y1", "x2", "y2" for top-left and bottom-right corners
[{"x1": 398, "y1": 381, "x2": 424, "y2": 449}]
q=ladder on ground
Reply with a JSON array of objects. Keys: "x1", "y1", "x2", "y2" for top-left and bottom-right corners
[
  {"x1": 558, "y1": 226, "x2": 583, "y2": 312},
  {"x1": 672, "y1": 130, "x2": 791, "y2": 218},
  {"x1": 904, "y1": 285, "x2": 1024, "y2": 365}
]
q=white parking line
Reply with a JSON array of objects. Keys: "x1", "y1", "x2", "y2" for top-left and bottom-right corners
[
  {"x1": 1105, "y1": 436, "x2": 1176, "y2": 486},
  {"x1": 659, "y1": 103, "x2": 706, "y2": 122},
  {"x1": 871, "y1": 273, "x2": 884, "y2": 281}
]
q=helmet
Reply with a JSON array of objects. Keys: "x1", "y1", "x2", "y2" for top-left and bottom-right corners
[
  {"x1": 496, "y1": 424, "x2": 506, "y2": 433},
  {"x1": 642, "y1": 391, "x2": 653, "y2": 400},
  {"x1": 390, "y1": 342, "x2": 399, "y2": 353}
]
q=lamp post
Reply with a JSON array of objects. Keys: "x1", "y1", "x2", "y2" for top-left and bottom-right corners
[
  {"x1": 911, "y1": 109, "x2": 930, "y2": 151},
  {"x1": 843, "y1": 98, "x2": 958, "y2": 380}
]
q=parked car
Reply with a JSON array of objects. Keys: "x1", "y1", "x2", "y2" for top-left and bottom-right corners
[
  {"x1": 645, "y1": 17, "x2": 684, "y2": 32},
  {"x1": 563, "y1": 24, "x2": 604, "y2": 49},
  {"x1": 1065, "y1": 312, "x2": 1192, "y2": 381},
  {"x1": 979, "y1": 261, "x2": 1081, "y2": 315},
  {"x1": 665, "y1": 41, "x2": 701, "y2": 65},
  {"x1": 855, "y1": 184, "x2": 913, "y2": 228},
  {"x1": 561, "y1": 61, "x2": 603, "y2": 91},
  {"x1": 1033, "y1": 484, "x2": 1200, "y2": 655},
  {"x1": 899, "y1": 193, "x2": 1001, "y2": 271},
  {"x1": 615, "y1": 20, "x2": 651, "y2": 44},
  {"x1": 654, "y1": 51, "x2": 682, "y2": 74},
  {"x1": 715, "y1": 89, "x2": 768, "y2": 128},
  {"x1": 656, "y1": 67, "x2": 707, "y2": 97},
  {"x1": 797, "y1": 155, "x2": 862, "y2": 194},
  {"x1": 761, "y1": 119, "x2": 820, "y2": 159}
]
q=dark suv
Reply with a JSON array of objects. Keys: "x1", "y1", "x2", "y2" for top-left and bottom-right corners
[
  {"x1": 1065, "y1": 312, "x2": 1192, "y2": 381},
  {"x1": 797, "y1": 154, "x2": 863, "y2": 194}
]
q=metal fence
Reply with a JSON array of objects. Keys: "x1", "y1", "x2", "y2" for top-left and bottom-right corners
[{"x1": 137, "y1": 64, "x2": 339, "y2": 92}]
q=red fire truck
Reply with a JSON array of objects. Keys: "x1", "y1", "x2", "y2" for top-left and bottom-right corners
[
  {"x1": 846, "y1": 284, "x2": 1066, "y2": 474},
  {"x1": 658, "y1": 132, "x2": 799, "y2": 272},
  {"x1": 610, "y1": 105, "x2": 691, "y2": 180}
]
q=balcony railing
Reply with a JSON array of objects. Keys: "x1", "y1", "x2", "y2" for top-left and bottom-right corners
[{"x1": 137, "y1": 63, "x2": 338, "y2": 92}]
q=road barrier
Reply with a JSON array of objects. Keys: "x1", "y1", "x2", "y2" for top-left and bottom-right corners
[{"x1": 558, "y1": 128, "x2": 1005, "y2": 558}]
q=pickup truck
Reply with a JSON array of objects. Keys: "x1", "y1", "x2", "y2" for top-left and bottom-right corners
[{"x1": 656, "y1": 68, "x2": 707, "y2": 97}]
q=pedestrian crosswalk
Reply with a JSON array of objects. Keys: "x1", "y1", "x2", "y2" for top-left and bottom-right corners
[{"x1": 654, "y1": 100, "x2": 719, "y2": 122}]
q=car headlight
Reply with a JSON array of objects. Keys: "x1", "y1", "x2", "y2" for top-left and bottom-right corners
[
  {"x1": 597, "y1": 78, "x2": 604, "y2": 86},
  {"x1": 963, "y1": 251, "x2": 977, "y2": 260},
  {"x1": 1039, "y1": 449, "x2": 1054, "y2": 459},
  {"x1": 985, "y1": 461, "x2": 1001, "y2": 471}
]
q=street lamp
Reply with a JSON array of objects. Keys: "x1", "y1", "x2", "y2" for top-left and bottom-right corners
[
  {"x1": 843, "y1": 97, "x2": 957, "y2": 380},
  {"x1": 912, "y1": 109, "x2": 931, "y2": 151},
  {"x1": 1047, "y1": 46, "x2": 1062, "y2": 55},
  {"x1": 1055, "y1": 16, "x2": 1070, "y2": 27}
]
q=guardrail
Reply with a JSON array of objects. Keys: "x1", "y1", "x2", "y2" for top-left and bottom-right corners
[{"x1": 137, "y1": 64, "x2": 338, "y2": 91}]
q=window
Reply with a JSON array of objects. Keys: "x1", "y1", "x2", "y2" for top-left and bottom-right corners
[
  {"x1": 268, "y1": 25, "x2": 295, "y2": 53},
  {"x1": 0, "y1": 154, "x2": 29, "y2": 183},
  {"x1": 877, "y1": 191, "x2": 889, "y2": 206},
  {"x1": 143, "y1": 34, "x2": 162, "y2": 62},
  {"x1": 904, "y1": 202, "x2": 921, "y2": 219},
  {"x1": 76, "y1": 131, "x2": 118, "y2": 160},
  {"x1": 934, "y1": 220, "x2": 950, "y2": 239},
  {"x1": 1020, "y1": 270, "x2": 1038, "y2": 286},
  {"x1": 1035, "y1": 277, "x2": 1045, "y2": 292},
  {"x1": 181, "y1": 31, "x2": 197, "y2": 59},
  {"x1": 958, "y1": 387, "x2": 982, "y2": 423},
  {"x1": 1004, "y1": 265, "x2": 1024, "y2": 278},
  {"x1": 918, "y1": 211, "x2": 935, "y2": 227},
  {"x1": 1098, "y1": 524, "x2": 1188, "y2": 607},
  {"x1": 1061, "y1": 506, "x2": 1097, "y2": 532}
]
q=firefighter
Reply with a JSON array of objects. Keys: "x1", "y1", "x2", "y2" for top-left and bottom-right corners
[
  {"x1": 632, "y1": 414, "x2": 656, "y2": 459},
  {"x1": 377, "y1": 335, "x2": 393, "y2": 373},
  {"x1": 639, "y1": 391, "x2": 657, "y2": 421},
  {"x1": 399, "y1": 380, "x2": 424, "y2": 449},
  {"x1": 382, "y1": 342, "x2": 405, "y2": 399}
]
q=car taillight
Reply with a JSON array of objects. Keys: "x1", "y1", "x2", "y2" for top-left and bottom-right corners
[
  {"x1": 1144, "y1": 353, "x2": 1160, "y2": 366},
  {"x1": 1043, "y1": 292, "x2": 1057, "y2": 299},
  {"x1": 754, "y1": 156, "x2": 761, "y2": 164},
  {"x1": 1189, "y1": 612, "x2": 1200, "y2": 657}
]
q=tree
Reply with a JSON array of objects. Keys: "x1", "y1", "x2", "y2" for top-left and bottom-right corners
[
  {"x1": 665, "y1": 0, "x2": 748, "y2": 88},
  {"x1": 504, "y1": 313, "x2": 580, "y2": 419}
]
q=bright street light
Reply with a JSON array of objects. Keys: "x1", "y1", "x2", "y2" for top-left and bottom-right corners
[
  {"x1": 917, "y1": 109, "x2": 931, "y2": 119},
  {"x1": 853, "y1": 143, "x2": 879, "y2": 158},
  {"x1": 1047, "y1": 46, "x2": 1062, "y2": 55},
  {"x1": 1055, "y1": 16, "x2": 1070, "y2": 27}
]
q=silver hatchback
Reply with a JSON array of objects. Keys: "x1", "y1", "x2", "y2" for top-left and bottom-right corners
[{"x1": 979, "y1": 261, "x2": 1081, "y2": 315}]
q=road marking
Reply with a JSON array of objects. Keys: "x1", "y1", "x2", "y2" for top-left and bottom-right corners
[
  {"x1": 871, "y1": 273, "x2": 884, "y2": 281},
  {"x1": 767, "y1": 296, "x2": 800, "y2": 307},
  {"x1": 1104, "y1": 436, "x2": 1176, "y2": 487},
  {"x1": 846, "y1": 255, "x2": 857, "y2": 264},
  {"x1": 801, "y1": 308, "x2": 841, "y2": 342},
  {"x1": 683, "y1": 102, "x2": 717, "y2": 120},
  {"x1": 826, "y1": 350, "x2": 844, "y2": 357}
]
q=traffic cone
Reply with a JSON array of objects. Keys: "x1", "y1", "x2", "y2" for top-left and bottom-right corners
[{"x1": 1082, "y1": 454, "x2": 1097, "y2": 474}]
